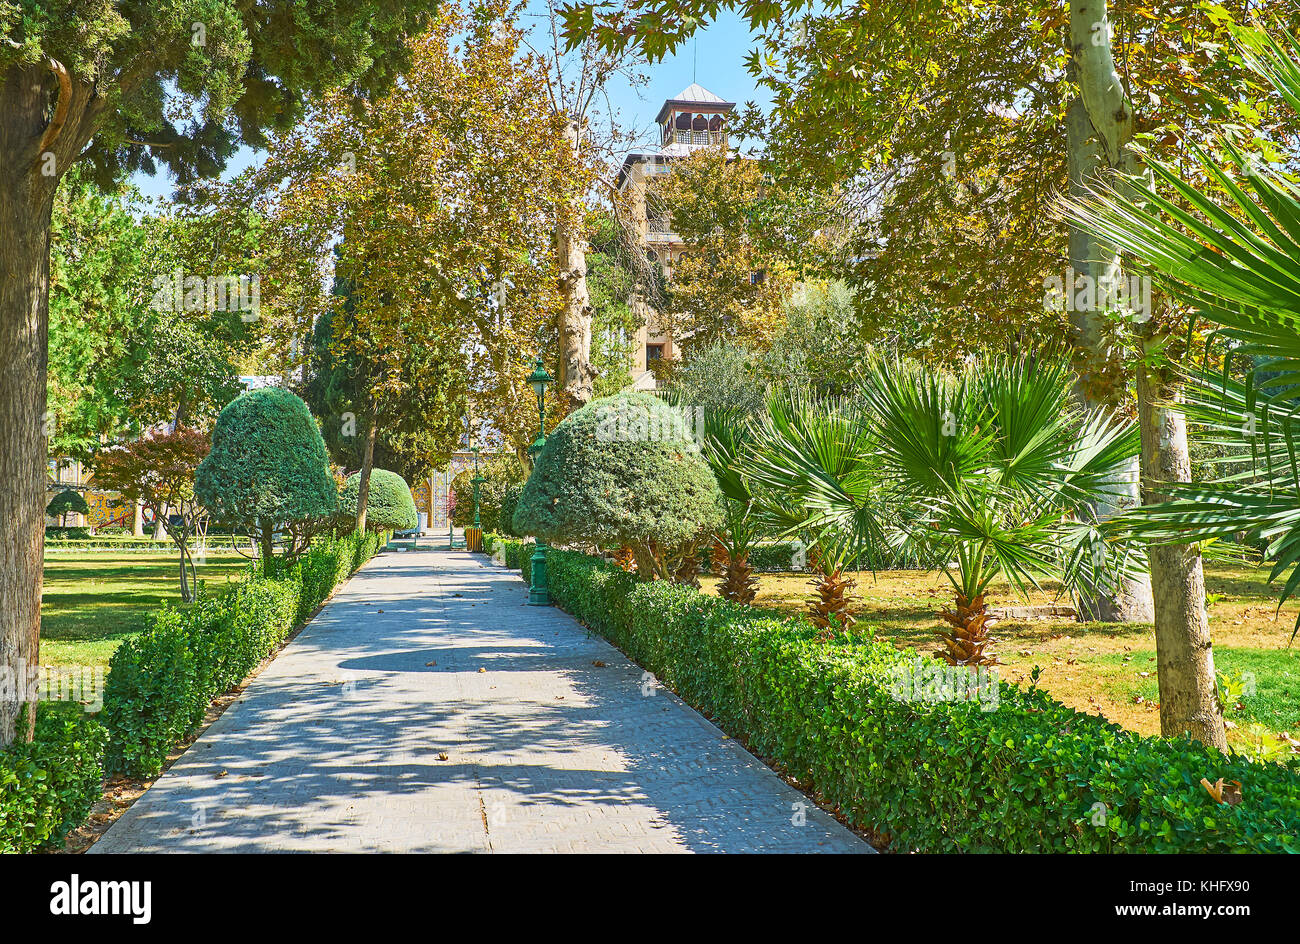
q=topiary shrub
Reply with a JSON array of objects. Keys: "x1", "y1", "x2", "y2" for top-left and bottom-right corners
[
  {"x1": 195, "y1": 387, "x2": 338, "y2": 566},
  {"x1": 339, "y1": 468, "x2": 418, "y2": 532},
  {"x1": 495, "y1": 482, "x2": 522, "y2": 537},
  {"x1": 512, "y1": 392, "x2": 722, "y2": 579},
  {"x1": 45, "y1": 489, "x2": 89, "y2": 524}
]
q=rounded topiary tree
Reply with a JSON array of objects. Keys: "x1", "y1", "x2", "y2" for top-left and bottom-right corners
[
  {"x1": 195, "y1": 387, "x2": 338, "y2": 568},
  {"x1": 46, "y1": 489, "x2": 89, "y2": 526},
  {"x1": 340, "y1": 468, "x2": 418, "y2": 532},
  {"x1": 513, "y1": 392, "x2": 723, "y2": 580}
]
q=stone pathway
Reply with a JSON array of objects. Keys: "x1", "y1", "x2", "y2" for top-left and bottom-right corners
[{"x1": 91, "y1": 546, "x2": 871, "y2": 853}]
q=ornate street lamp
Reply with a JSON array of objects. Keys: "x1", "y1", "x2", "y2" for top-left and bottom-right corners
[{"x1": 526, "y1": 355, "x2": 553, "y2": 606}]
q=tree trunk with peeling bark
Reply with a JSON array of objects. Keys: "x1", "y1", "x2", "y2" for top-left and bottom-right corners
[
  {"x1": 1069, "y1": 0, "x2": 1224, "y2": 748},
  {"x1": 1136, "y1": 354, "x2": 1226, "y2": 750},
  {"x1": 1066, "y1": 6, "x2": 1153, "y2": 623},
  {"x1": 556, "y1": 118, "x2": 594, "y2": 408},
  {"x1": 355, "y1": 416, "x2": 378, "y2": 533}
]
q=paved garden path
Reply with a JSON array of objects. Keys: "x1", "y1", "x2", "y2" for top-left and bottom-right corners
[{"x1": 92, "y1": 546, "x2": 871, "y2": 853}]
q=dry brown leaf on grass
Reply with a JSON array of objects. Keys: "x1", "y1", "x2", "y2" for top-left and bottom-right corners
[{"x1": 1200, "y1": 777, "x2": 1243, "y2": 805}]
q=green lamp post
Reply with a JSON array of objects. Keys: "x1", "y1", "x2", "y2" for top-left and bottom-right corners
[{"x1": 526, "y1": 356, "x2": 553, "y2": 606}]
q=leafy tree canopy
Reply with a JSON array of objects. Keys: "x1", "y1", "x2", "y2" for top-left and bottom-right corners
[{"x1": 44, "y1": 489, "x2": 87, "y2": 518}]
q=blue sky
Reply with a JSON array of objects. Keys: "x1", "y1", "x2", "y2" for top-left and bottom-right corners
[{"x1": 132, "y1": 11, "x2": 770, "y2": 202}]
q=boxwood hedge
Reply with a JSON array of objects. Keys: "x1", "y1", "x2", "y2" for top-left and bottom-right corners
[
  {"x1": 522, "y1": 547, "x2": 1300, "y2": 853},
  {"x1": 0, "y1": 704, "x2": 107, "y2": 853}
]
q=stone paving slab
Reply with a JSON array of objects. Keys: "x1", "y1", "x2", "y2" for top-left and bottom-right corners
[{"x1": 91, "y1": 546, "x2": 872, "y2": 854}]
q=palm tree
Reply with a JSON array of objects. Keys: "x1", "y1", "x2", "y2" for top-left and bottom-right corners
[
  {"x1": 743, "y1": 354, "x2": 1140, "y2": 659},
  {"x1": 857, "y1": 354, "x2": 1142, "y2": 664},
  {"x1": 1061, "y1": 22, "x2": 1300, "y2": 638},
  {"x1": 697, "y1": 408, "x2": 766, "y2": 603},
  {"x1": 743, "y1": 388, "x2": 887, "y2": 632}
]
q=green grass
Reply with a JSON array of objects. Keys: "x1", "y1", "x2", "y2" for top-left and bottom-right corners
[
  {"x1": 1099, "y1": 646, "x2": 1300, "y2": 733},
  {"x1": 702, "y1": 559, "x2": 1300, "y2": 744},
  {"x1": 41, "y1": 549, "x2": 251, "y2": 669}
]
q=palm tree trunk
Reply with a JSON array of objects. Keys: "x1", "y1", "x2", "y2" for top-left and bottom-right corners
[
  {"x1": 720, "y1": 550, "x2": 758, "y2": 604},
  {"x1": 807, "y1": 566, "x2": 856, "y2": 634},
  {"x1": 938, "y1": 593, "x2": 996, "y2": 666}
]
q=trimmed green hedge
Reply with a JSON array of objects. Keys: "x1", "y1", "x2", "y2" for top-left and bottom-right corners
[
  {"x1": 525, "y1": 548, "x2": 1300, "y2": 852},
  {"x1": 101, "y1": 530, "x2": 384, "y2": 778},
  {"x1": 0, "y1": 704, "x2": 107, "y2": 853},
  {"x1": 44, "y1": 535, "x2": 240, "y2": 550},
  {"x1": 483, "y1": 533, "x2": 531, "y2": 572},
  {"x1": 699, "y1": 540, "x2": 930, "y2": 573}
]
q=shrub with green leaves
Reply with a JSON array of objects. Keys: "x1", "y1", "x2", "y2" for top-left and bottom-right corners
[
  {"x1": 195, "y1": 387, "x2": 338, "y2": 559},
  {"x1": 46, "y1": 488, "x2": 89, "y2": 520},
  {"x1": 0, "y1": 704, "x2": 107, "y2": 853},
  {"x1": 101, "y1": 530, "x2": 384, "y2": 778},
  {"x1": 513, "y1": 392, "x2": 722, "y2": 579},
  {"x1": 532, "y1": 548, "x2": 1300, "y2": 853},
  {"x1": 340, "y1": 468, "x2": 418, "y2": 532}
]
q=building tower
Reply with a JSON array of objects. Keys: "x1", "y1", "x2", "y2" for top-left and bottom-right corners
[{"x1": 615, "y1": 83, "x2": 735, "y2": 389}]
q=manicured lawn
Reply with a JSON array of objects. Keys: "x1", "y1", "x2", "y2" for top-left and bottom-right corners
[
  {"x1": 41, "y1": 549, "x2": 251, "y2": 669},
  {"x1": 700, "y1": 559, "x2": 1300, "y2": 748}
]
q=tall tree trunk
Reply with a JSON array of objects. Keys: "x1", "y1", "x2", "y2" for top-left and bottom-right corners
[
  {"x1": 178, "y1": 543, "x2": 194, "y2": 604},
  {"x1": 427, "y1": 475, "x2": 436, "y2": 533},
  {"x1": 260, "y1": 520, "x2": 274, "y2": 575},
  {"x1": 0, "y1": 50, "x2": 102, "y2": 747},
  {"x1": 133, "y1": 498, "x2": 145, "y2": 537},
  {"x1": 1136, "y1": 354, "x2": 1227, "y2": 750},
  {"x1": 1070, "y1": 0, "x2": 1223, "y2": 748},
  {"x1": 1067, "y1": 4, "x2": 1153, "y2": 623},
  {"x1": 0, "y1": 67, "x2": 60, "y2": 746},
  {"x1": 556, "y1": 118, "x2": 594, "y2": 408},
  {"x1": 355, "y1": 415, "x2": 378, "y2": 533}
]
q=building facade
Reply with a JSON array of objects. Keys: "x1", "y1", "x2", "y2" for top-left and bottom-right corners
[{"x1": 616, "y1": 83, "x2": 735, "y2": 390}]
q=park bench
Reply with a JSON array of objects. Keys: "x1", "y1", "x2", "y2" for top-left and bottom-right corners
[{"x1": 391, "y1": 528, "x2": 419, "y2": 550}]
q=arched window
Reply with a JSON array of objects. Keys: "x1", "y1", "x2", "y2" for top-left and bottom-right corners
[
  {"x1": 709, "y1": 115, "x2": 723, "y2": 132},
  {"x1": 691, "y1": 114, "x2": 708, "y2": 131},
  {"x1": 675, "y1": 112, "x2": 692, "y2": 130}
]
